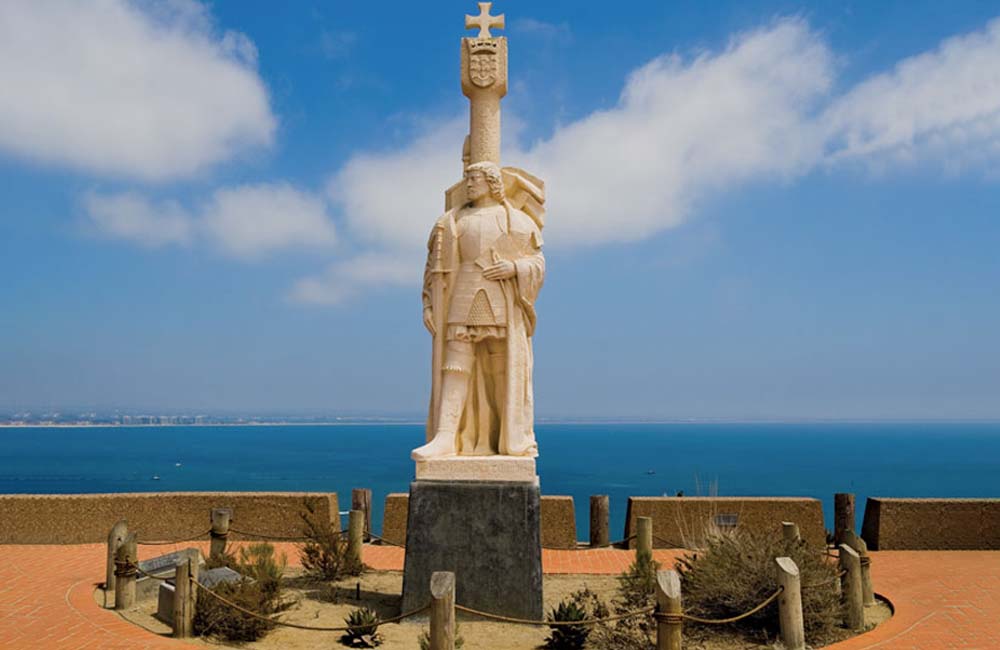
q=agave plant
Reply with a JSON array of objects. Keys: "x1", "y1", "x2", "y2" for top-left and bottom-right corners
[
  {"x1": 341, "y1": 607, "x2": 382, "y2": 647},
  {"x1": 544, "y1": 599, "x2": 590, "y2": 650}
]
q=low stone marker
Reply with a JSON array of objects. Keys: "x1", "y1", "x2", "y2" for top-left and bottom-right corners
[
  {"x1": 114, "y1": 532, "x2": 138, "y2": 610},
  {"x1": 156, "y1": 566, "x2": 243, "y2": 625},
  {"x1": 839, "y1": 544, "x2": 864, "y2": 631},
  {"x1": 654, "y1": 569, "x2": 682, "y2": 650},
  {"x1": 429, "y1": 571, "x2": 456, "y2": 650},
  {"x1": 136, "y1": 548, "x2": 202, "y2": 600}
]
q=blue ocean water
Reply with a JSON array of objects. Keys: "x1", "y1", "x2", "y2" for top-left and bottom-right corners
[{"x1": 1, "y1": 422, "x2": 998, "y2": 539}]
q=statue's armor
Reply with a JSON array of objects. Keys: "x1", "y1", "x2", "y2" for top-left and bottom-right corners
[{"x1": 447, "y1": 205, "x2": 508, "y2": 328}]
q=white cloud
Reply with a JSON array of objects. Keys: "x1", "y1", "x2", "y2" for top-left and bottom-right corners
[
  {"x1": 523, "y1": 19, "x2": 832, "y2": 245},
  {"x1": 0, "y1": 0, "x2": 275, "y2": 181},
  {"x1": 83, "y1": 191, "x2": 193, "y2": 248},
  {"x1": 85, "y1": 184, "x2": 335, "y2": 258},
  {"x1": 289, "y1": 252, "x2": 416, "y2": 305},
  {"x1": 321, "y1": 18, "x2": 834, "y2": 256},
  {"x1": 823, "y1": 17, "x2": 1000, "y2": 171},
  {"x1": 203, "y1": 183, "x2": 336, "y2": 258},
  {"x1": 327, "y1": 118, "x2": 468, "y2": 251}
]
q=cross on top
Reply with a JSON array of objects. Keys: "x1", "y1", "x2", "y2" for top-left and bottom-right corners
[{"x1": 465, "y1": 2, "x2": 505, "y2": 38}]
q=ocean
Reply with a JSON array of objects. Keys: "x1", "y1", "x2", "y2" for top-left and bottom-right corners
[{"x1": 2, "y1": 422, "x2": 998, "y2": 539}]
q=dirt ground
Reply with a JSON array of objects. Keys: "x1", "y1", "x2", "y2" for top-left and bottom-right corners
[{"x1": 108, "y1": 568, "x2": 891, "y2": 650}]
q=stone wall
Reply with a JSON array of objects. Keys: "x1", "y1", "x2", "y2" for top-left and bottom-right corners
[
  {"x1": 0, "y1": 492, "x2": 339, "y2": 544},
  {"x1": 861, "y1": 498, "x2": 1000, "y2": 550},
  {"x1": 624, "y1": 497, "x2": 826, "y2": 548},
  {"x1": 382, "y1": 493, "x2": 578, "y2": 549}
]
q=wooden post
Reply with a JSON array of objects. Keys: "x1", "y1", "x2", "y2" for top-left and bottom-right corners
[
  {"x1": 590, "y1": 495, "x2": 610, "y2": 548},
  {"x1": 209, "y1": 507, "x2": 232, "y2": 559},
  {"x1": 348, "y1": 509, "x2": 364, "y2": 567},
  {"x1": 352, "y1": 488, "x2": 373, "y2": 542},
  {"x1": 637, "y1": 516, "x2": 653, "y2": 564},
  {"x1": 775, "y1": 557, "x2": 806, "y2": 650},
  {"x1": 782, "y1": 521, "x2": 801, "y2": 543},
  {"x1": 429, "y1": 571, "x2": 456, "y2": 650},
  {"x1": 173, "y1": 557, "x2": 194, "y2": 638},
  {"x1": 839, "y1": 543, "x2": 864, "y2": 631},
  {"x1": 114, "y1": 532, "x2": 138, "y2": 610},
  {"x1": 857, "y1": 537, "x2": 875, "y2": 606},
  {"x1": 655, "y1": 570, "x2": 682, "y2": 650},
  {"x1": 834, "y1": 493, "x2": 855, "y2": 546},
  {"x1": 105, "y1": 519, "x2": 128, "y2": 591}
]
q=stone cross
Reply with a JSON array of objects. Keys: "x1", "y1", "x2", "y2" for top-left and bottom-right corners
[{"x1": 465, "y1": 2, "x2": 504, "y2": 38}]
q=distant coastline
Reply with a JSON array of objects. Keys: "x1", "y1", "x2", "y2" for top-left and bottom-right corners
[{"x1": 3, "y1": 418, "x2": 999, "y2": 428}]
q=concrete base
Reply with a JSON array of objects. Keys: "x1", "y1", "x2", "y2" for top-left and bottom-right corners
[
  {"x1": 414, "y1": 456, "x2": 537, "y2": 482},
  {"x1": 401, "y1": 480, "x2": 542, "y2": 619}
]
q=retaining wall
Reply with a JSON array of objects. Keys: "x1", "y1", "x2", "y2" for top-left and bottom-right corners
[
  {"x1": 624, "y1": 497, "x2": 826, "y2": 548},
  {"x1": 862, "y1": 498, "x2": 1000, "y2": 550},
  {"x1": 0, "y1": 492, "x2": 339, "y2": 544},
  {"x1": 382, "y1": 493, "x2": 578, "y2": 549}
]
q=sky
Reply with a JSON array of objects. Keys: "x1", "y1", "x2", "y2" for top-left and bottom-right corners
[{"x1": 2, "y1": 0, "x2": 1000, "y2": 420}]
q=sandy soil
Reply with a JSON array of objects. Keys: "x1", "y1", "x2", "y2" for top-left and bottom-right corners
[{"x1": 108, "y1": 569, "x2": 891, "y2": 650}]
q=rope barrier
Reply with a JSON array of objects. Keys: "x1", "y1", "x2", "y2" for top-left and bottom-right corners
[
  {"x1": 363, "y1": 530, "x2": 406, "y2": 548},
  {"x1": 454, "y1": 604, "x2": 655, "y2": 627},
  {"x1": 136, "y1": 529, "x2": 212, "y2": 546},
  {"x1": 678, "y1": 587, "x2": 784, "y2": 625},
  {"x1": 227, "y1": 527, "x2": 316, "y2": 542},
  {"x1": 192, "y1": 578, "x2": 429, "y2": 631}
]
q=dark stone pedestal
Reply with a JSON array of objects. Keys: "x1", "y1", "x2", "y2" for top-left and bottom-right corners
[{"x1": 401, "y1": 479, "x2": 543, "y2": 619}]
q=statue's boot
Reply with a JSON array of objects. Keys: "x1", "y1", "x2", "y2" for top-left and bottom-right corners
[
  {"x1": 411, "y1": 368, "x2": 468, "y2": 460},
  {"x1": 411, "y1": 433, "x2": 457, "y2": 460}
]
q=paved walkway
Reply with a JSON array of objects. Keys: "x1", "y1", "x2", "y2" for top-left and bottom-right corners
[{"x1": 0, "y1": 542, "x2": 996, "y2": 649}]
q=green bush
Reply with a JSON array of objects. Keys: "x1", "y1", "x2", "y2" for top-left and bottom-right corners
[
  {"x1": 341, "y1": 607, "x2": 383, "y2": 647},
  {"x1": 544, "y1": 599, "x2": 590, "y2": 650},
  {"x1": 676, "y1": 529, "x2": 842, "y2": 644},
  {"x1": 299, "y1": 503, "x2": 364, "y2": 580}
]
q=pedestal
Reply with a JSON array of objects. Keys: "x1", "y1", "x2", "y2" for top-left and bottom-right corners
[{"x1": 400, "y1": 476, "x2": 543, "y2": 619}]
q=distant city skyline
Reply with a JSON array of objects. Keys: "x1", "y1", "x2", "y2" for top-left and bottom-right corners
[{"x1": 2, "y1": 1, "x2": 1000, "y2": 419}]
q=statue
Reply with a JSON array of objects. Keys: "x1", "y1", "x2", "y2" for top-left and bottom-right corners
[
  {"x1": 411, "y1": 2, "x2": 547, "y2": 461},
  {"x1": 401, "y1": 3, "x2": 546, "y2": 621}
]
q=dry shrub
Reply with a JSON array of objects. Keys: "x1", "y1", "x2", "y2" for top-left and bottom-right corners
[
  {"x1": 194, "y1": 579, "x2": 277, "y2": 642},
  {"x1": 299, "y1": 502, "x2": 364, "y2": 580},
  {"x1": 677, "y1": 529, "x2": 843, "y2": 645},
  {"x1": 193, "y1": 542, "x2": 287, "y2": 643},
  {"x1": 585, "y1": 554, "x2": 660, "y2": 650}
]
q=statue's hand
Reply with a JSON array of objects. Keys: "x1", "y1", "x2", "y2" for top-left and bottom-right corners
[
  {"x1": 483, "y1": 260, "x2": 516, "y2": 280},
  {"x1": 423, "y1": 307, "x2": 436, "y2": 335}
]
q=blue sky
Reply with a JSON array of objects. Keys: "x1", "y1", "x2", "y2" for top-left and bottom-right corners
[{"x1": 2, "y1": 0, "x2": 1000, "y2": 419}]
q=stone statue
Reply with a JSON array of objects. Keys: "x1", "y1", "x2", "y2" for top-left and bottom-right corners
[{"x1": 411, "y1": 2, "x2": 547, "y2": 461}]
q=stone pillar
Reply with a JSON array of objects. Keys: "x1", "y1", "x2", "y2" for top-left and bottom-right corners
[
  {"x1": 590, "y1": 495, "x2": 609, "y2": 548},
  {"x1": 775, "y1": 557, "x2": 805, "y2": 650},
  {"x1": 835, "y1": 493, "x2": 856, "y2": 546},
  {"x1": 782, "y1": 521, "x2": 801, "y2": 543},
  {"x1": 839, "y1": 544, "x2": 864, "y2": 631},
  {"x1": 352, "y1": 488, "x2": 373, "y2": 542},
  {"x1": 348, "y1": 510, "x2": 364, "y2": 567},
  {"x1": 637, "y1": 516, "x2": 653, "y2": 563},
  {"x1": 114, "y1": 532, "x2": 138, "y2": 610},
  {"x1": 105, "y1": 520, "x2": 128, "y2": 591},
  {"x1": 210, "y1": 507, "x2": 231, "y2": 559},
  {"x1": 429, "y1": 571, "x2": 456, "y2": 650},
  {"x1": 655, "y1": 570, "x2": 682, "y2": 650}
]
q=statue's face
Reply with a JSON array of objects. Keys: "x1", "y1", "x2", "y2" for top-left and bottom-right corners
[{"x1": 465, "y1": 170, "x2": 490, "y2": 201}]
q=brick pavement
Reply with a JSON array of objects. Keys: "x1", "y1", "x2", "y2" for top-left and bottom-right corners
[{"x1": 0, "y1": 543, "x2": 996, "y2": 649}]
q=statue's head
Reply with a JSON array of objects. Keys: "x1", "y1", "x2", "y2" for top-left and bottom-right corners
[{"x1": 465, "y1": 161, "x2": 505, "y2": 203}]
